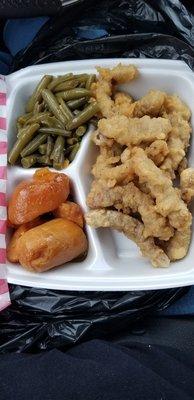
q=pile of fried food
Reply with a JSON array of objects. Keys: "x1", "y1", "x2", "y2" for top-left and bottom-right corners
[
  {"x1": 7, "y1": 168, "x2": 88, "y2": 272},
  {"x1": 86, "y1": 63, "x2": 194, "y2": 267}
]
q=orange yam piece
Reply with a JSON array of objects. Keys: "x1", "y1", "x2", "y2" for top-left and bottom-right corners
[
  {"x1": 54, "y1": 201, "x2": 84, "y2": 228},
  {"x1": 8, "y1": 168, "x2": 70, "y2": 225},
  {"x1": 17, "y1": 218, "x2": 88, "y2": 272},
  {"x1": 7, "y1": 218, "x2": 43, "y2": 263}
]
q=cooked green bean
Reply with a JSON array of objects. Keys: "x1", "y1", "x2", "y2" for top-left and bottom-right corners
[
  {"x1": 73, "y1": 109, "x2": 80, "y2": 116},
  {"x1": 46, "y1": 136, "x2": 54, "y2": 157},
  {"x1": 66, "y1": 137, "x2": 78, "y2": 145},
  {"x1": 58, "y1": 97, "x2": 73, "y2": 121},
  {"x1": 75, "y1": 74, "x2": 89, "y2": 82},
  {"x1": 9, "y1": 123, "x2": 40, "y2": 165},
  {"x1": 26, "y1": 112, "x2": 51, "y2": 125},
  {"x1": 86, "y1": 74, "x2": 96, "y2": 90},
  {"x1": 79, "y1": 82, "x2": 86, "y2": 88},
  {"x1": 17, "y1": 113, "x2": 33, "y2": 125},
  {"x1": 38, "y1": 143, "x2": 47, "y2": 155},
  {"x1": 21, "y1": 155, "x2": 38, "y2": 168},
  {"x1": 53, "y1": 151, "x2": 65, "y2": 170},
  {"x1": 67, "y1": 102, "x2": 99, "y2": 130},
  {"x1": 56, "y1": 88, "x2": 91, "y2": 101},
  {"x1": 37, "y1": 155, "x2": 52, "y2": 166},
  {"x1": 33, "y1": 101, "x2": 41, "y2": 115},
  {"x1": 26, "y1": 75, "x2": 52, "y2": 113},
  {"x1": 39, "y1": 127, "x2": 71, "y2": 137},
  {"x1": 53, "y1": 79, "x2": 79, "y2": 92},
  {"x1": 21, "y1": 133, "x2": 47, "y2": 157},
  {"x1": 76, "y1": 125, "x2": 87, "y2": 137},
  {"x1": 50, "y1": 136, "x2": 65, "y2": 162},
  {"x1": 42, "y1": 89, "x2": 67, "y2": 124},
  {"x1": 40, "y1": 116, "x2": 64, "y2": 128},
  {"x1": 47, "y1": 74, "x2": 73, "y2": 91},
  {"x1": 69, "y1": 143, "x2": 80, "y2": 162},
  {"x1": 67, "y1": 97, "x2": 87, "y2": 110},
  {"x1": 17, "y1": 122, "x2": 23, "y2": 131}
]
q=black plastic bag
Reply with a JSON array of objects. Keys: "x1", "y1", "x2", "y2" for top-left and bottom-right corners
[
  {"x1": 0, "y1": 285, "x2": 189, "y2": 353},
  {"x1": 2, "y1": 0, "x2": 193, "y2": 353},
  {"x1": 13, "y1": 0, "x2": 194, "y2": 71}
]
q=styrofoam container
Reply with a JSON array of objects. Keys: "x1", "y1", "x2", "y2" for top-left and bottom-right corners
[{"x1": 5, "y1": 58, "x2": 194, "y2": 290}]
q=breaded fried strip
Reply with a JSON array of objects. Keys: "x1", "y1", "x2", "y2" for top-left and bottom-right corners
[
  {"x1": 114, "y1": 92, "x2": 135, "y2": 118},
  {"x1": 92, "y1": 154, "x2": 134, "y2": 184},
  {"x1": 166, "y1": 227, "x2": 191, "y2": 261},
  {"x1": 87, "y1": 181, "x2": 174, "y2": 240},
  {"x1": 163, "y1": 94, "x2": 191, "y2": 121},
  {"x1": 146, "y1": 140, "x2": 169, "y2": 166},
  {"x1": 160, "y1": 112, "x2": 191, "y2": 178},
  {"x1": 131, "y1": 148, "x2": 191, "y2": 231},
  {"x1": 133, "y1": 90, "x2": 166, "y2": 118},
  {"x1": 97, "y1": 64, "x2": 138, "y2": 83},
  {"x1": 94, "y1": 64, "x2": 138, "y2": 118},
  {"x1": 180, "y1": 168, "x2": 194, "y2": 203},
  {"x1": 86, "y1": 209, "x2": 170, "y2": 267},
  {"x1": 98, "y1": 115, "x2": 171, "y2": 146}
]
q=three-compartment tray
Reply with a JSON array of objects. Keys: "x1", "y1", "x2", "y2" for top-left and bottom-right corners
[{"x1": 6, "y1": 58, "x2": 194, "y2": 290}]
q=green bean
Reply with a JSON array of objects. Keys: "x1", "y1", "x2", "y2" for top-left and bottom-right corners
[
  {"x1": 66, "y1": 138, "x2": 78, "y2": 145},
  {"x1": 50, "y1": 136, "x2": 65, "y2": 162},
  {"x1": 79, "y1": 82, "x2": 86, "y2": 88},
  {"x1": 39, "y1": 127, "x2": 71, "y2": 137},
  {"x1": 75, "y1": 74, "x2": 89, "y2": 82},
  {"x1": 66, "y1": 102, "x2": 99, "y2": 130},
  {"x1": 73, "y1": 109, "x2": 80, "y2": 116},
  {"x1": 25, "y1": 112, "x2": 51, "y2": 125},
  {"x1": 38, "y1": 143, "x2": 47, "y2": 155},
  {"x1": 37, "y1": 155, "x2": 52, "y2": 166},
  {"x1": 64, "y1": 145, "x2": 74, "y2": 156},
  {"x1": 42, "y1": 89, "x2": 67, "y2": 124},
  {"x1": 53, "y1": 79, "x2": 79, "y2": 92},
  {"x1": 76, "y1": 125, "x2": 87, "y2": 137},
  {"x1": 21, "y1": 133, "x2": 47, "y2": 157},
  {"x1": 86, "y1": 74, "x2": 96, "y2": 90},
  {"x1": 17, "y1": 113, "x2": 33, "y2": 125},
  {"x1": 58, "y1": 97, "x2": 73, "y2": 121},
  {"x1": 26, "y1": 75, "x2": 52, "y2": 113},
  {"x1": 17, "y1": 122, "x2": 23, "y2": 131},
  {"x1": 8, "y1": 123, "x2": 40, "y2": 165},
  {"x1": 21, "y1": 155, "x2": 38, "y2": 168},
  {"x1": 67, "y1": 97, "x2": 87, "y2": 110},
  {"x1": 33, "y1": 101, "x2": 41, "y2": 115},
  {"x1": 46, "y1": 136, "x2": 54, "y2": 157},
  {"x1": 53, "y1": 151, "x2": 65, "y2": 170},
  {"x1": 69, "y1": 143, "x2": 80, "y2": 162},
  {"x1": 55, "y1": 88, "x2": 91, "y2": 101},
  {"x1": 47, "y1": 74, "x2": 73, "y2": 91},
  {"x1": 40, "y1": 116, "x2": 64, "y2": 128}
]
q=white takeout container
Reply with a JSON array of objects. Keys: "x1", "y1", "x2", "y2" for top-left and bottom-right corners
[{"x1": 5, "y1": 58, "x2": 194, "y2": 290}]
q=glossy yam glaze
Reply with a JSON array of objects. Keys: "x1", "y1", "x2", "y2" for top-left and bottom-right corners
[
  {"x1": 17, "y1": 218, "x2": 88, "y2": 272},
  {"x1": 8, "y1": 168, "x2": 70, "y2": 225}
]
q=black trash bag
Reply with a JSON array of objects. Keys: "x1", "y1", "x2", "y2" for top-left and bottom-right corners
[
  {"x1": 0, "y1": 285, "x2": 189, "y2": 353},
  {"x1": 2, "y1": 0, "x2": 193, "y2": 353},
  {"x1": 13, "y1": 0, "x2": 194, "y2": 71}
]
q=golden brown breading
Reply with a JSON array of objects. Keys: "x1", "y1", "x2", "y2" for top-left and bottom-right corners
[
  {"x1": 160, "y1": 112, "x2": 191, "y2": 178},
  {"x1": 86, "y1": 209, "x2": 170, "y2": 267},
  {"x1": 146, "y1": 140, "x2": 169, "y2": 166},
  {"x1": 98, "y1": 115, "x2": 171, "y2": 146},
  {"x1": 131, "y1": 147, "x2": 191, "y2": 231},
  {"x1": 166, "y1": 227, "x2": 191, "y2": 261},
  {"x1": 97, "y1": 64, "x2": 138, "y2": 83},
  {"x1": 178, "y1": 157, "x2": 188, "y2": 175},
  {"x1": 162, "y1": 94, "x2": 191, "y2": 121},
  {"x1": 114, "y1": 92, "x2": 135, "y2": 117},
  {"x1": 87, "y1": 181, "x2": 174, "y2": 240},
  {"x1": 133, "y1": 90, "x2": 166, "y2": 118},
  {"x1": 180, "y1": 168, "x2": 194, "y2": 203}
]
